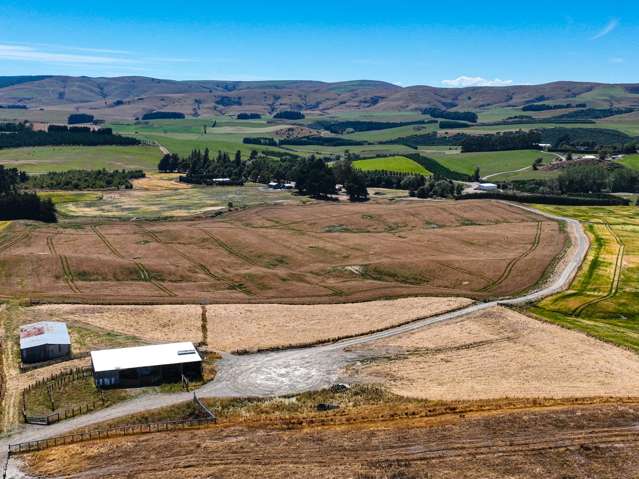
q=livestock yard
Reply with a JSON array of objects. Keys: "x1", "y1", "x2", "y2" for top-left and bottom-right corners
[{"x1": 0, "y1": 200, "x2": 565, "y2": 304}]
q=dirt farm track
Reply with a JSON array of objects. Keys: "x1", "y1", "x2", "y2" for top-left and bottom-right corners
[{"x1": 0, "y1": 200, "x2": 566, "y2": 304}]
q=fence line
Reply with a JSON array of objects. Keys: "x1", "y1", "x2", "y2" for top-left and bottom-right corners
[
  {"x1": 19, "y1": 352, "x2": 90, "y2": 372},
  {"x1": 22, "y1": 366, "x2": 97, "y2": 425},
  {"x1": 9, "y1": 417, "x2": 215, "y2": 454},
  {"x1": 193, "y1": 393, "x2": 215, "y2": 420}
]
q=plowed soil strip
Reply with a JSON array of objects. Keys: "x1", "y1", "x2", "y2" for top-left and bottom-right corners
[
  {"x1": 573, "y1": 222, "x2": 625, "y2": 316},
  {"x1": 46, "y1": 236, "x2": 80, "y2": 294},
  {"x1": 91, "y1": 226, "x2": 176, "y2": 297},
  {"x1": 481, "y1": 222, "x2": 542, "y2": 292},
  {"x1": 138, "y1": 225, "x2": 252, "y2": 295}
]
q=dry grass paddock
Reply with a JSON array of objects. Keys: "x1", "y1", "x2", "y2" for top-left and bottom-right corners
[
  {"x1": 350, "y1": 306, "x2": 639, "y2": 399},
  {"x1": 24, "y1": 297, "x2": 472, "y2": 352}
]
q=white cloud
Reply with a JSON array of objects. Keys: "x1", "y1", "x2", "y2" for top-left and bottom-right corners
[
  {"x1": 0, "y1": 43, "x2": 132, "y2": 65},
  {"x1": 441, "y1": 76, "x2": 513, "y2": 88},
  {"x1": 592, "y1": 18, "x2": 619, "y2": 40}
]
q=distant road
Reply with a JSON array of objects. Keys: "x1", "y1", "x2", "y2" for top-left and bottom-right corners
[{"x1": 0, "y1": 201, "x2": 589, "y2": 474}]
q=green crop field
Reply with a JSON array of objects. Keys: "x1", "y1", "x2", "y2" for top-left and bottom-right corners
[
  {"x1": 618, "y1": 154, "x2": 639, "y2": 171},
  {"x1": 37, "y1": 191, "x2": 103, "y2": 205},
  {"x1": 0, "y1": 145, "x2": 162, "y2": 173},
  {"x1": 429, "y1": 150, "x2": 556, "y2": 178},
  {"x1": 530, "y1": 205, "x2": 639, "y2": 353},
  {"x1": 345, "y1": 123, "x2": 438, "y2": 142},
  {"x1": 353, "y1": 156, "x2": 431, "y2": 175}
]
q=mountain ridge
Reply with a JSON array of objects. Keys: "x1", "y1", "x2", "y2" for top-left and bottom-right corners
[{"x1": 1, "y1": 76, "x2": 638, "y2": 119}]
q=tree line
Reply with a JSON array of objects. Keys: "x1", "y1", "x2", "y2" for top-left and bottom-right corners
[
  {"x1": 0, "y1": 166, "x2": 56, "y2": 222},
  {"x1": 522, "y1": 103, "x2": 586, "y2": 112},
  {"x1": 422, "y1": 107, "x2": 478, "y2": 123},
  {"x1": 461, "y1": 130, "x2": 542, "y2": 152},
  {"x1": 27, "y1": 169, "x2": 145, "y2": 190},
  {"x1": 0, "y1": 124, "x2": 140, "y2": 149}
]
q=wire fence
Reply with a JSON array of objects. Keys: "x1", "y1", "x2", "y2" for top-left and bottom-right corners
[
  {"x1": 22, "y1": 366, "x2": 100, "y2": 425},
  {"x1": 10, "y1": 393, "x2": 216, "y2": 455}
]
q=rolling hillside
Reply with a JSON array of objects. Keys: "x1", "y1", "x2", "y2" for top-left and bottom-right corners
[{"x1": 1, "y1": 76, "x2": 639, "y2": 120}]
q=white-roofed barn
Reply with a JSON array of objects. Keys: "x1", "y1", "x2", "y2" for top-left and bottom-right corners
[{"x1": 90, "y1": 342, "x2": 202, "y2": 388}]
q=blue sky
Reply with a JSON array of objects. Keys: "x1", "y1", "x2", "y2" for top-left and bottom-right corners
[{"x1": 0, "y1": 0, "x2": 636, "y2": 86}]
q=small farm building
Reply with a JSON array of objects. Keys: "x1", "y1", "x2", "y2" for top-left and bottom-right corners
[
  {"x1": 477, "y1": 183, "x2": 498, "y2": 191},
  {"x1": 91, "y1": 342, "x2": 202, "y2": 388},
  {"x1": 20, "y1": 322, "x2": 71, "y2": 364}
]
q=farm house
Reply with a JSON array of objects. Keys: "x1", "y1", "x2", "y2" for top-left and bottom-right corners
[
  {"x1": 91, "y1": 342, "x2": 202, "y2": 388},
  {"x1": 19, "y1": 322, "x2": 71, "y2": 364}
]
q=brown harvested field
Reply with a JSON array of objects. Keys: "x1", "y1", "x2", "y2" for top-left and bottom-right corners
[
  {"x1": 23, "y1": 297, "x2": 472, "y2": 352},
  {"x1": 0, "y1": 200, "x2": 565, "y2": 304},
  {"x1": 350, "y1": 306, "x2": 639, "y2": 399},
  {"x1": 21, "y1": 401, "x2": 639, "y2": 478}
]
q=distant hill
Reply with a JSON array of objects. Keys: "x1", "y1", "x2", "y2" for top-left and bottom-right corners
[{"x1": 1, "y1": 75, "x2": 638, "y2": 119}]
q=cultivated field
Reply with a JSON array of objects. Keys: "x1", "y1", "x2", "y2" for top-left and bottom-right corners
[
  {"x1": 0, "y1": 201, "x2": 566, "y2": 304},
  {"x1": 351, "y1": 306, "x2": 639, "y2": 399},
  {"x1": 352, "y1": 156, "x2": 431, "y2": 175},
  {"x1": 21, "y1": 399, "x2": 639, "y2": 478},
  {"x1": 0, "y1": 145, "x2": 162, "y2": 173},
  {"x1": 22, "y1": 297, "x2": 473, "y2": 353},
  {"x1": 531, "y1": 205, "x2": 639, "y2": 352}
]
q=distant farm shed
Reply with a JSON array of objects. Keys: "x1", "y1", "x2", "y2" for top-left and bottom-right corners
[
  {"x1": 91, "y1": 342, "x2": 202, "y2": 388},
  {"x1": 20, "y1": 322, "x2": 71, "y2": 364},
  {"x1": 477, "y1": 183, "x2": 498, "y2": 191}
]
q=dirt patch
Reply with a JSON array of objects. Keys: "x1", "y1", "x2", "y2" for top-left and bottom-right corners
[
  {"x1": 132, "y1": 174, "x2": 193, "y2": 191},
  {"x1": 0, "y1": 201, "x2": 566, "y2": 304},
  {"x1": 23, "y1": 297, "x2": 472, "y2": 353},
  {"x1": 21, "y1": 401, "x2": 639, "y2": 478},
  {"x1": 350, "y1": 306, "x2": 639, "y2": 399}
]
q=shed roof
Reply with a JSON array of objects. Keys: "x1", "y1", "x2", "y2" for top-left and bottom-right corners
[
  {"x1": 19, "y1": 322, "x2": 71, "y2": 350},
  {"x1": 90, "y1": 342, "x2": 202, "y2": 373}
]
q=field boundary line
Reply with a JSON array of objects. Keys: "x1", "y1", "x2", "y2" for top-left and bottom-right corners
[
  {"x1": 91, "y1": 226, "x2": 176, "y2": 297},
  {"x1": 199, "y1": 228, "x2": 261, "y2": 266}
]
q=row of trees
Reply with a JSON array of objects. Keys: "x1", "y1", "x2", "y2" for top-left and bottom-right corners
[
  {"x1": 522, "y1": 103, "x2": 586, "y2": 112},
  {"x1": 27, "y1": 169, "x2": 145, "y2": 190},
  {"x1": 461, "y1": 130, "x2": 542, "y2": 152},
  {"x1": 0, "y1": 124, "x2": 139, "y2": 149},
  {"x1": 422, "y1": 107, "x2": 478, "y2": 123},
  {"x1": 506, "y1": 164, "x2": 639, "y2": 195},
  {"x1": 0, "y1": 166, "x2": 56, "y2": 222}
]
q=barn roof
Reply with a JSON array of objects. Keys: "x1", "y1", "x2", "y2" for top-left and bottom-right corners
[
  {"x1": 19, "y1": 322, "x2": 71, "y2": 350},
  {"x1": 90, "y1": 342, "x2": 202, "y2": 373}
]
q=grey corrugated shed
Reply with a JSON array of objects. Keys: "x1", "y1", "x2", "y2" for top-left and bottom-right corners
[{"x1": 19, "y1": 322, "x2": 71, "y2": 350}]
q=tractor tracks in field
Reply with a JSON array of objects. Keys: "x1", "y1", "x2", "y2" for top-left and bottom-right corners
[
  {"x1": 137, "y1": 225, "x2": 253, "y2": 296},
  {"x1": 91, "y1": 226, "x2": 176, "y2": 297},
  {"x1": 481, "y1": 222, "x2": 543, "y2": 293},
  {"x1": 46, "y1": 235, "x2": 80, "y2": 294},
  {"x1": 0, "y1": 231, "x2": 30, "y2": 255},
  {"x1": 572, "y1": 222, "x2": 624, "y2": 317},
  {"x1": 199, "y1": 227, "x2": 346, "y2": 298}
]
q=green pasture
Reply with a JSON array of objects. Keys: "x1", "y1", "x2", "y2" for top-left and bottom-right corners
[
  {"x1": 429, "y1": 149, "x2": 555, "y2": 178},
  {"x1": 353, "y1": 156, "x2": 431, "y2": 175},
  {"x1": 0, "y1": 145, "x2": 162, "y2": 173},
  {"x1": 530, "y1": 204, "x2": 639, "y2": 353},
  {"x1": 618, "y1": 154, "x2": 639, "y2": 171},
  {"x1": 37, "y1": 191, "x2": 103, "y2": 205}
]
